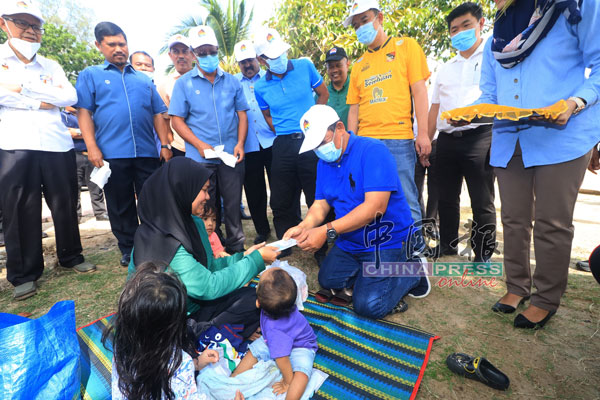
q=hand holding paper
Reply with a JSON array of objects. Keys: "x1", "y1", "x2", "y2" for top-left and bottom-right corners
[{"x1": 204, "y1": 145, "x2": 238, "y2": 168}]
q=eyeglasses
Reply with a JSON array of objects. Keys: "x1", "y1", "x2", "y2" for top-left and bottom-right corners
[
  {"x1": 194, "y1": 50, "x2": 219, "y2": 58},
  {"x1": 3, "y1": 17, "x2": 44, "y2": 34}
]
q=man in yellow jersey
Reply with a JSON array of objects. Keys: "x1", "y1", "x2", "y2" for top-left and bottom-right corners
[{"x1": 345, "y1": 0, "x2": 431, "y2": 245}]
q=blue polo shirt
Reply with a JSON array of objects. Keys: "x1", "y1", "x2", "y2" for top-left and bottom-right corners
[
  {"x1": 169, "y1": 67, "x2": 249, "y2": 164},
  {"x1": 75, "y1": 61, "x2": 167, "y2": 159},
  {"x1": 315, "y1": 134, "x2": 413, "y2": 253},
  {"x1": 235, "y1": 70, "x2": 276, "y2": 152},
  {"x1": 254, "y1": 58, "x2": 323, "y2": 135}
]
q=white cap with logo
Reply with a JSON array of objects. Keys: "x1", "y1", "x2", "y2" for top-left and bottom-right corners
[
  {"x1": 188, "y1": 25, "x2": 218, "y2": 49},
  {"x1": 168, "y1": 34, "x2": 190, "y2": 49},
  {"x1": 253, "y1": 27, "x2": 290, "y2": 59},
  {"x1": 2, "y1": 0, "x2": 44, "y2": 23},
  {"x1": 343, "y1": 0, "x2": 380, "y2": 27},
  {"x1": 299, "y1": 105, "x2": 341, "y2": 154},
  {"x1": 234, "y1": 40, "x2": 257, "y2": 62}
]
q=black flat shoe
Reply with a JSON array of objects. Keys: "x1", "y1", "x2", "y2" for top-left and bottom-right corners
[
  {"x1": 514, "y1": 310, "x2": 556, "y2": 330},
  {"x1": 120, "y1": 253, "x2": 131, "y2": 267},
  {"x1": 491, "y1": 295, "x2": 530, "y2": 313},
  {"x1": 446, "y1": 353, "x2": 510, "y2": 390}
]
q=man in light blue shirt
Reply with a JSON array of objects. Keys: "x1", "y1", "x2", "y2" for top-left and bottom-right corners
[
  {"x1": 466, "y1": 0, "x2": 600, "y2": 329},
  {"x1": 170, "y1": 26, "x2": 249, "y2": 253},
  {"x1": 234, "y1": 40, "x2": 276, "y2": 245}
]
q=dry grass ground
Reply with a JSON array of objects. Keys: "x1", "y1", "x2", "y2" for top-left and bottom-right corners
[{"x1": 1, "y1": 185, "x2": 599, "y2": 399}]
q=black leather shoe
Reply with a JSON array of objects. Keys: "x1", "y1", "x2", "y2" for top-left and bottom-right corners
[
  {"x1": 446, "y1": 353, "x2": 509, "y2": 390},
  {"x1": 254, "y1": 233, "x2": 270, "y2": 245},
  {"x1": 95, "y1": 213, "x2": 110, "y2": 221},
  {"x1": 492, "y1": 295, "x2": 530, "y2": 314},
  {"x1": 240, "y1": 207, "x2": 251, "y2": 220},
  {"x1": 514, "y1": 310, "x2": 556, "y2": 330},
  {"x1": 120, "y1": 253, "x2": 131, "y2": 267},
  {"x1": 575, "y1": 260, "x2": 591, "y2": 272}
]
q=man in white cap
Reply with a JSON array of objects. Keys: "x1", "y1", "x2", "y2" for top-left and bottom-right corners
[
  {"x1": 344, "y1": 0, "x2": 431, "y2": 246},
  {"x1": 170, "y1": 25, "x2": 250, "y2": 253},
  {"x1": 284, "y1": 105, "x2": 430, "y2": 318},
  {"x1": 253, "y1": 27, "x2": 330, "y2": 262},
  {"x1": 158, "y1": 34, "x2": 195, "y2": 157},
  {"x1": 0, "y1": 0, "x2": 96, "y2": 300},
  {"x1": 234, "y1": 39, "x2": 276, "y2": 244}
]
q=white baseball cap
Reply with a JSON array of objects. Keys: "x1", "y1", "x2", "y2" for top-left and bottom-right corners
[
  {"x1": 2, "y1": 0, "x2": 44, "y2": 24},
  {"x1": 188, "y1": 25, "x2": 218, "y2": 49},
  {"x1": 168, "y1": 34, "x2": 190, "y2": 49},
  {"x1": 299, "y1": 105, "x2": 341, "y2": 154},
  {"x1": 343, "y1": 0, "x2": 380, "y2": 27},
  {"x1": 253, "y1": 27, "x2": 290, "y2": 59},
  {"x1": 234, "y1": 40, "x2": 256, "y2": 62}
]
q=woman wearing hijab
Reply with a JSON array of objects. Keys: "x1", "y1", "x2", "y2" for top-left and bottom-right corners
[
  {"x1": 129, "y1": 157, "x2": 279, "y2": 338},
  {"x1": 464, "y1": 0, "x2": 600, "y2": 329}
]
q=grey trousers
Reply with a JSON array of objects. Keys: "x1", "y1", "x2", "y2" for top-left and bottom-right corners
[{"x1": 494, "y1": 142, "x2": 592, "y2": 311}]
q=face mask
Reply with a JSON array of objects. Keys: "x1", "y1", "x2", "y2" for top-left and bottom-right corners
[
  {"x1": 197, "y1": 54, "x2": 219, "y2": 73},
  {"x1": 266, "y1": 52, "x2": 288, "y2": 74},
  {"x1": 141, "y1": 70, "x2": 154, "y2": 80},
  {"x1": 356, "y1": 21, "x2": 378, "y2": 46},
  {"x1": 314, "y1": 132, "x2": 342, "y2": 162},
  {"x1": 451, "y1": 28, "x2": 477, "y2": 52},
  {"x1": 4, "y1": 23, "x2": 40, "y2": 60}
]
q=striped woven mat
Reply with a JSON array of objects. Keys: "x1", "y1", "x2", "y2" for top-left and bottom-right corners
[{"x1": 77, "y1": 297, "x2": 438, "y2": 400}]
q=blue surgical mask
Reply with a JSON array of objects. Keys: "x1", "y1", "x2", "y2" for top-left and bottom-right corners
[
  {"x1": 196, "y1": 54, "x2": 219, "y2": 73},
  {"x1": 356, "y1": 21, "x2": 378, "y2": 46},
  {"x1": 451, "y1": 28, "x2": 477, "y2": 52},
  {"x1": 314, "y1": 133, "x2": 342, "y2": 163},
  {"x1": 266, "y1": 52, "x2": 288, "y2": 74}
]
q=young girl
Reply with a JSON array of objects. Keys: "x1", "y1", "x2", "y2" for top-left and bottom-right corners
[
  {"x1": 107, "y1": 262, "x2": 220, "y2": 399},
  {"x1": 201, "y1": 205, "x2": 230, "y2": 258},
  {"x1": 231, "y1": 268, "x2": 318, "y2": 400}
]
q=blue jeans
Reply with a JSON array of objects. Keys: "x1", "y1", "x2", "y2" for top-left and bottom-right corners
[
  {"x1": 249, "y1": 336, "x2": 316, "y2": 378},
  {"x1": 318, "y1": 244, "x2": 420, "y2": 319}
]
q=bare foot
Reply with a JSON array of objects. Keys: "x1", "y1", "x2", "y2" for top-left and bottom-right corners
[
  {"x1": 498, "y1": 292, "x2": 527, "y2": 308},
  {"x1": 520, "y1": 305, "x2": 551, "y2": 323}
]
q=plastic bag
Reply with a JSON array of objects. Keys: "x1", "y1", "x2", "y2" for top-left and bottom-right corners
[
  {"x1": 263, "y1": 260, "x2": 309, "y2": 310},
  {"x1": 0, "y1": 300, "x2": 81, "y2": 400}
]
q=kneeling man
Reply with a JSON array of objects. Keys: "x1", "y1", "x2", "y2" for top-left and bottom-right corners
[{"x1": 284, "y1": 105, "x2": 430, "y2": 319}]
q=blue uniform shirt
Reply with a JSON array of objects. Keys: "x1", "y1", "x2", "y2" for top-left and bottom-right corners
[
  {"x1": 236, "y1": 70, "x2": 276, "y2": 152},
  {"x1": 254, "y1": 58, "x2": 323, "y2": 135},
  {"x1": 169, "y1": 67, "x2": 249, "y2": 164},
  {"x1": 315, "y1": 134, "x2": 413, "y2": 253},
  {"x1": 476, "y1": 0, "x2": 600, "y2": 168},
  {"x1": 61, "y1": 110, "x2": 86, "y2": 152},
  {"x1": 75, "y1": 61, "x2": 167, "y2": 159}
]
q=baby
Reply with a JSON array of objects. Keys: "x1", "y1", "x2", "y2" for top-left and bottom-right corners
[
  {"x1": 201, "y1": 205, "x2": 229, "y2": 258},
  {"x1": 231, "y1": 268, "x2": 317, "y2": 399}
]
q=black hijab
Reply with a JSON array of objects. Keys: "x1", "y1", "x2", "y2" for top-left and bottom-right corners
[{"x1": 133, "y1": 158, "x2": 212, "y2": 267}]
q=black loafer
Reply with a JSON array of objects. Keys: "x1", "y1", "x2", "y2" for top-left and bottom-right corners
[
  {"x1": 254, "y1": 233, "x2": 270, "y2": 245},
  {"x1": 492, "y1": 295, "x2": 530, "y2": 313},
  {"x1": 446, "y1": 353, "x2": 510, "y2": 390},
  {"x1": 120, "y1": 253, "x2": 131, "y2": 267},
  {"x1": 514, "y1": 310, "x2": 556, "y2": 330}
]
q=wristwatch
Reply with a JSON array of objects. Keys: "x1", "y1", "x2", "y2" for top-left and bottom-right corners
[
  {"x1": 326, "y1": 222, "x2": 338, "y2": 244},
  {"x1": 568, "y1": 97, "x2": 586, "y2": 115},
  {"x1": 161, "y1": 144, "x2": 172, "y2": 150}
]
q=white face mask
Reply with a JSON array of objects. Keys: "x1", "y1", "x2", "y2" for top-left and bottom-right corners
[
  {"x1": 140, "y1": 70, "x2": 154, "y2": 80},
  {"x1": 4, "y1": 21, "x2": 41, "y2": 60}
]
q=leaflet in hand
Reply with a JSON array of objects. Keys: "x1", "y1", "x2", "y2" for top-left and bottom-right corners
[
  {"x1": 204, "y1": 145, "x2": 238, "y2": 168},
  {"x1": 266, "y1": 239, "x2": 297, "y2": 252},
  {"x1": 89, "y1": 160, "x2": 111, "y2": 189}
]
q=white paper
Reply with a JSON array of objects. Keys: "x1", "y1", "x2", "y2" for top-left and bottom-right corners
[
  {"x1": 204, "y1": 145, "x2": 238, "y2": 168},
  {"x1": 266, "y1": 238, "x2": 297, "y2": 252},
  {"x1": 89, "y1": 160, "x2": 111, "y2": 189}
]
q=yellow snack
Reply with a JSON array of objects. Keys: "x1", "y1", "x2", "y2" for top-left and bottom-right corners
[{"x1": 440, "y1": 100, "x2": 568, "y2": 122}]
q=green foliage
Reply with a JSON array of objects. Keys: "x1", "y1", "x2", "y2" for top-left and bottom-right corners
[
  {"x1": 0, "y1": 24, "x2": 104, "y2": 84},
  {"x1": 269, "y1": 0, "x2": 495, "y2": 75},
  {"x1": 38, "y1": 0, "x2": 96, "y2": 43}
]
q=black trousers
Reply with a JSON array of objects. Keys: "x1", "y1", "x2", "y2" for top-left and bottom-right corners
[
  {"x1": 75, "y1": 152, "x2": 106, "y2": 218},
  {"x1": 103, "y1": 157, "x2": 160, "y2": 255},
  {"x1": 188, "y1": 287, "x2": 260, "y2": 339},
  {"x1": 0, "y1": 149, "x2": 84, "y2": 286},
  {"x1": 414, "y1": 139, "x2": 439, "y2": 221},
  {"x1": 436, "y1": 126, "x2": 496, "y2": 259},
  {"x1": 244, "y1": 146, "x2": 272, "y2": 237},
  {"x1": 171, "y1": 147, "x2": 186, "y2": 158}
]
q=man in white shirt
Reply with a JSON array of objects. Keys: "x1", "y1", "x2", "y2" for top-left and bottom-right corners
[
  {"x1": 0, "y1": 0, "x2": 96, "y2": 300},
  {"x1": 427, "y1": 2, "x2": 496, "y2": 262}
]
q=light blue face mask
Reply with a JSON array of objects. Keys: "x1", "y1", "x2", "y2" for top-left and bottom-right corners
[
  {"x1": 197, "y1": 54, "x2": 219, "y2": 73},
  {"x1": 314, "y1": 132, "x2": 342, "y2": 162},
  {"x1": 451, "y1": 28, "x2": 477, "y2": 52},
  {"x1": 356, "y1": 21, "x2": 378, "y2": 46},
  {"x1": 266, "y1": 52, "x2": 288, "y2": 74}
]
